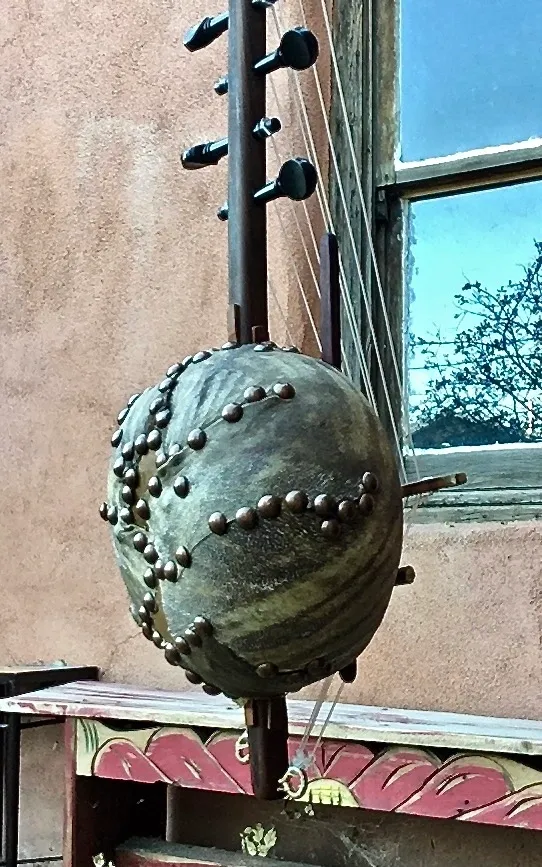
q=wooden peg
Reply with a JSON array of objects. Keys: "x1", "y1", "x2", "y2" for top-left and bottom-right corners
[
  {"x1": 395, "y1": 565, "x2": 416, "y2": 586},
  {"x1": 401, "y1": 472, "x2": 467, "y2": 499},
  {"x1": 244, "y1": 696, "x2": 289, "y2": 799}
]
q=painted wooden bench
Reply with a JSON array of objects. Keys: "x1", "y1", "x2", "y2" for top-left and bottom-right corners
[{"x1": 1, "y1": 681, "x2": 541, "y2": 867}]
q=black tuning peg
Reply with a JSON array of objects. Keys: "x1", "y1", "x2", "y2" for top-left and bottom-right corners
[
  {"x1": 254, "y1": 158, "x2": 318, "y2": 205},
  {"x1": 252, "y1": 117, "x2": 282, "y2": 140},
  {"x1": 181, "y1": 137, "x2": 228, "y2": 170},
  {"x1": 183, "y1": 11, "x2": 229, "y2": 52},
  {"x1": 214, "y1": 27, "x2": 319, "y2": 95},
  {"x1": 182, "y1": 118, "x2": 281, "y2": 171},
  {"x1": 214, "y1": 76, "x2": 229, "y2": 96},
  {"x1": 217, "y1": 158, "x2": 317, "y2": 220},
  {"x1": 254, "y1": 28, "x2": 319, "y2": 76},
  {"x1": 184, "y1": 1, "x2": 278, "y2": 53}
]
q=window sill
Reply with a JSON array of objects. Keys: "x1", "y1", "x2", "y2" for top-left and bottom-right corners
[{"x1": 404, "y1": 443, "x2": 542, "y2": 523}]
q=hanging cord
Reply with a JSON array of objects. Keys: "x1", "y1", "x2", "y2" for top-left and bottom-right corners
[
  {"x1": 403, "y1": 491, "x2": 432, "y2": 534},
  {"x1": 281, "y1": 679, "x2": 346, "y2": 795},
  {"x1": 292, "y1": 677, "x2": 334, "y2": 769},
  {"x1": 308, "y1": 680, "x2": 345, "y2": 759}
]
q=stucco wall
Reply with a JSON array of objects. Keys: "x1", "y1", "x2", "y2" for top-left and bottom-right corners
[{"x1": 1, "y1": 0, "x2": 541, "y2": 861}]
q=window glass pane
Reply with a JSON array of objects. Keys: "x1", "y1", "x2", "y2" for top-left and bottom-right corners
[
  {"x1": 407, "y1": 182, "x2": 542, "y2": 449},
  {"x1": 401, "y1": 0, "x2": 542, "y2": 161}
]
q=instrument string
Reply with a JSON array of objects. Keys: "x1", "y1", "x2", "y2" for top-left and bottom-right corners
[
  {"x1": 304, "y1": 0, "x2": 420, "y2": 480},
  {"x1": 271, "y1": 199, "x2": 323, "y2": 352},
  {"x1": 269, "y1": 0, "x2": 428, "y2": 768},
  {"x1": 273, "y1": 1, "x2": 422, "y2": 483},
  {"x1": 268, "y1": 134, "x2": 321, "y2": 301},
  {"x1": 290, "y1": 680, "x2": 346, "y2": 776},
  {"x1": 268, "y1": 61, "x2": 330, "y2": 249},
  {"x1": 268, "y1": 14, "x2": 377, "y2": 406},
  {"x1": 308, "y1": 53, "x2": 407, "y2": 479},
  {"x1": 268, "y1": 82, "x2": 365, "y2": 384},
  {"x1": 267, "y1": 274, "x2": 295, "y2": 345}
]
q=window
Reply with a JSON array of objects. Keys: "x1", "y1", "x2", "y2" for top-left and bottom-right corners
[{"x1": 331, "y1": 0, "x2": 542, "y2": 520}]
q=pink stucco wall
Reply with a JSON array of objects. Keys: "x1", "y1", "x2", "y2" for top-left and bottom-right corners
[{"x1": 1, "y1": 0, "x2": 541, "y2": 859}]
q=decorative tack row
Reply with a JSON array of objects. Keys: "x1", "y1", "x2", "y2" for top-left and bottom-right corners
[
  {"x1": 131, "y1": 568, "x2": 357, "y2": 693},
  {"x1": 204, "y1": 474, "x2": 379, "y2": 540},
  {"x1": 100, "y1": 367, "x2": 300, "y2": 538},
  {"x1": 144, "y1": 602, "x2": 221, "y2": 694},
  {"x1": 108, "y1": 340, "x2": 299, "y2": 459}
]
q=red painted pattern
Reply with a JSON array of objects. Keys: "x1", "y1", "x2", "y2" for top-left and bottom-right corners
[
  {"x1": 93, "y1": 741, "x2": 170, "y2": 784},
  {"x1": 89, "y1": 727, "x2": 542, "y2": 831},
  {"x1": 396, "y1": 757, "x2": 510, "y2": 819}
]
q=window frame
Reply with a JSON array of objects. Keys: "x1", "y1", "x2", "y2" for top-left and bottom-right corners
[{"x1": 331, "y1": 0, "x2": 542, "y2": 522}]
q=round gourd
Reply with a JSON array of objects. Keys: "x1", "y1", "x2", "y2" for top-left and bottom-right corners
[{"x1": 102, "y1": 343, "x2": 403, "y2": 699}]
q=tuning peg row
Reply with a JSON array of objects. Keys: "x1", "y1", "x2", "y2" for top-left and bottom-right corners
[
  {"x1": 217, "y1": 157, "x2": 317, "y2": 220},
  {"x1": 214, "y1": 27, "x2": 319, "y2": 95}
]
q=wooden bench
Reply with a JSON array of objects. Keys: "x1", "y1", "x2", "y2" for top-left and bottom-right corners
[{"x1": 1, "y1": 681, "x2": 541, "y2": 867}]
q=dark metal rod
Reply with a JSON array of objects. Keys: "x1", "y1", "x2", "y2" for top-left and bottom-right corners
[
  {"x1": 319, "y1": 233, "x2": 341, "y2": 369},
  {"x1": 228, "y1": 0, "x2": 269, "y2": 344},
  {"x1": 4, "y1": 714, "x2": 20, "y2": 867}
]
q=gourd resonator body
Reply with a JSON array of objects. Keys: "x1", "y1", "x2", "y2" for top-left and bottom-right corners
[{"x1": 105, "y1": 343, "x2": 403, "y2": 699}]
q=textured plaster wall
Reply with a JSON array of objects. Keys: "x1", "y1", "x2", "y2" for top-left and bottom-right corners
[{"x1": 1, "y1": 0, "x2": 541, "y2": 860}]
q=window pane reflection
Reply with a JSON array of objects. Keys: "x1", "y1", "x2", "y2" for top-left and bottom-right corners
[
  {"x1": 407, "y1": 182, "x2": 542, "y2": 449},
  {"x1": 401, "y1": 0, "x2": 542, "y2": 161}
]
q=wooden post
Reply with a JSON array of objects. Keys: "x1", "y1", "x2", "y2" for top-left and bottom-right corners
[
  {"x1": 228, "y1": 0, "x2": 287, "y2": 799},
  {"x1": 244, "y1": 696, "x2": 289, "y2": 801},
  {"x1": 227, "y1": 0, "x2": 269, "y2": 344}
]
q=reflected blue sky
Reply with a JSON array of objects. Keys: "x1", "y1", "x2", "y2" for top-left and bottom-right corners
[
  {"x1": 401, "y1": 0, "x2": 542, "y2": 161},
  {"x1": 407, "y1": 181, "x2": 542, "y2": 419}
]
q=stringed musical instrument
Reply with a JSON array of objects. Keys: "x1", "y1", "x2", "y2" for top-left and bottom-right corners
[{"x1": 100, "y1": 0, "x2": 466, "y2": 800}]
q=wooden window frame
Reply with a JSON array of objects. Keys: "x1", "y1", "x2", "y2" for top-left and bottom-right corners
[{"x1": 331, "y1": 0, "x2": 542, "y2": 522}]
